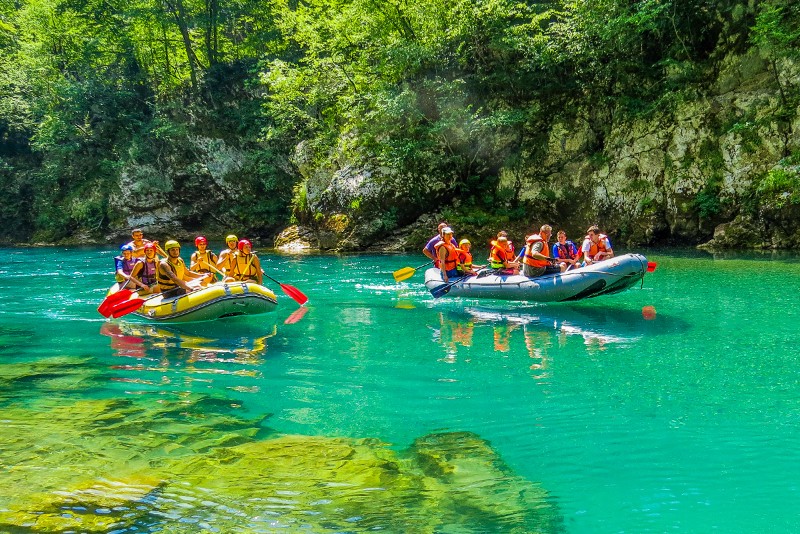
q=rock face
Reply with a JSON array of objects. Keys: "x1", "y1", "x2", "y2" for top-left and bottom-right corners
[
  {"x1": 285, "y1": 39, "x2": 800, "y2": 251},
  {"x1": 103, "y1": 134, "x2": 295, "y2": 245},
  {"x1": 699, "y1": 204, "x2": 800, "y2": 249},
  {"x1": 108, "y1": 136, "x2": 247, "y2": 239}
]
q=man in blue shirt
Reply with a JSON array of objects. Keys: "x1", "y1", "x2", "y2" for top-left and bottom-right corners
[
  {"x1": 552, "y1": 231, "x2": 580, "y2": 270},
  {"x1": 422, "y1": 222, "x2": 458, "y2": 266}
]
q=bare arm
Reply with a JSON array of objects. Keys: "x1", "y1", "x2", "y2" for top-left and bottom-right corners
[
  {"x1": 128, "y1": 262, "x2": 148, "y2": 289},
  {"x1": 439, "y1": 246, "x2": 449, "y2": 282},
  {"x1": 117, "y1": 263, "x2": 147, "y2": 289},
  {"x1": 252, "y1": 256, "x2": 263, "y2": 285},
  {"x1": 159, "y1": 262, "x2": 192, "y2": 291}
]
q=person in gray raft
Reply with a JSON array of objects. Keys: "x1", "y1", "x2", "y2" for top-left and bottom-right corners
[
  {"x1": 520, "y1": 224, "x2": 565, "y2": 277},
  {"x1": 578, "y1": 225, "x2": 614, "y2": 266}
]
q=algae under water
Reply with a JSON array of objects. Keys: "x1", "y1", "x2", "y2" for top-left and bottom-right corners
[{"x1": 0, "y1": 246, "x2": 799, "y2": 533}]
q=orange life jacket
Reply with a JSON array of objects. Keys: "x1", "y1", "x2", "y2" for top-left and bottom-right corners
[
  {"x1": 457, "y1": 248, "x2": 473, "y2": 272},
  {"x1": 585, "y1": 234, "x2": 609, "y2": 260},
  {"x1": 522, "y1": 234, "x2": 550, "y2": 268},
  {"x1": 490, "y1": 244, "x2": 509, "y2": 268},
  {"x1": 435, "y1": 241, "x2": 459, "y2": 271}
]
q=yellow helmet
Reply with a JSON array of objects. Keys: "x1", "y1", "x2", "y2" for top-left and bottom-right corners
[
  {"x1": 460, "y1": 238, "x2": 470, "y2": 245},
  {"x1": 164, "y1": 240, "x2": 180, "y2": 251},
  {"x1": 226, "y1": 234, "x2": 238, "y2": 243}
]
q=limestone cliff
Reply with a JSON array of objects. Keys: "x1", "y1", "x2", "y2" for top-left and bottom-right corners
[{"x1": 278, "y1": 19, "x2": 800, "y2": 252}]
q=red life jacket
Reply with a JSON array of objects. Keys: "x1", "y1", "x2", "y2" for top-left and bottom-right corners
[{"x1": 555, "y1": 240, "x2": 578, "y2": 259}]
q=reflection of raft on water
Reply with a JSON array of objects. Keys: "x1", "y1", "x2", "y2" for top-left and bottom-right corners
[
  {"x1": 101, "y1": 321, "x2": 277, "y2": 355},
  {"x1": 460, "y1": 304, "x2": 689, "y2": 345},
  {"x1": 106, "y1": 281, "x2": 278, "y2": 323},
  {"x1": 425, "y1": 253, "x2": 649, "y2": 302}
]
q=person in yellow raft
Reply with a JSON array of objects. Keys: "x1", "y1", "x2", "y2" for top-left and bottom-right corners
[
  {"x1": 227, "y1": 239, "x2": 263, "y2": 285},
  {"x1": 190, "y1": 236, "x2": 218, "y2": 284},
  {"x1": 157, "y1": 240, "x2": 207, "y2": 298},
  {"x1": 217, "y1": 234, "x2": 239, "y2": 277},
  {"x1": 136, "y1": 242, "x2": 161, "y2": 295},
  {"x1": 125, "y1": 228, "x2": 159, "y2": 258}
]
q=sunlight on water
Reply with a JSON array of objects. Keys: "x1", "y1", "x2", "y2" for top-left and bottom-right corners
[{"x1": 1, "y1": 246, "x2": 800, "y2": 533}]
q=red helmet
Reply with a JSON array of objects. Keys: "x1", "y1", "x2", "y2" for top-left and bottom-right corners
[
  {"x1": 195, "y1": 236, "x2": 207, "y2": 246},
  {"x1": 143, "y1": 243, "x2": 156, "y2": 252},
  {"x1": 237, "y1": 239, "x2": 252, "y2": 252}
]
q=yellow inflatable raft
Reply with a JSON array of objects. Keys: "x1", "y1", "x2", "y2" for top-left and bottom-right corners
[{"x1": 107, "y1": 282, "x2": 278, "y2": 323}]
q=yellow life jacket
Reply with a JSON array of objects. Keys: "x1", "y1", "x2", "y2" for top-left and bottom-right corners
[{"x1": 157, "y1": 257, "x2": 185, "y2": 291}]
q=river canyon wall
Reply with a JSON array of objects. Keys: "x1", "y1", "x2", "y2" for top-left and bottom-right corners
[
  {"x1": 4, "y1": 0, "x2": 798, "y2": 251},
  {"x1": 277, "y1": 46, "x2": 800, "y2": 252}
]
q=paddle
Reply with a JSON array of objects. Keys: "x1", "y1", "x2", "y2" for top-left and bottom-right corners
[
  {"x1": 393, "y1": 260, "x2": 435, "y2": 282},
  {"x1": 647, "y1": 262, "x2": 658, "y2": 272},
  {"x1": 97, "y1": 270, "x2": 143, "y2": 317},
  {"x1": 261, "y1": 272, "x2": 308, "y2": 306},
  {"x1": 199, "y1": 257, "x2": 227, "y2": 280},
  {"x1": 108, "y1": 278, "x2": 207, "y2": 319},
  {"x1": 98, "y1": 287, "x2": 134, "y2": 317},
  {"x1": 99, "y1": 293, "x2": 127, "y2": 317},
  {"x1": 109, "y1": 297, "x2": 146, "y2": 318},
  {"x1": 430, "y1": 274, "x2": 472, "y2": 299}
]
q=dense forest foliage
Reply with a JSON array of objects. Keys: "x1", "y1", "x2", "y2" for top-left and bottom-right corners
[{"x1": 0, "y1": 0, "x2": 798, "y2": 244}]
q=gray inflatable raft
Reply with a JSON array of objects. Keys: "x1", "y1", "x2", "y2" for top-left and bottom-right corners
[{"x1": 424, "y1": 253, "x2": 649, "y2": 302}]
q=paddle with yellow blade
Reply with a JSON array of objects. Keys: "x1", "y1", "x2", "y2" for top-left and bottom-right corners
[{"x1": 393, "y1": 260, "x2": 435, "y2": 282}]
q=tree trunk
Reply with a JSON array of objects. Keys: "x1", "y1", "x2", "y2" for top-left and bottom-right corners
[
  {"x1": 163, "y1": 0, "x2": 199, "y2": 93},
  {"x1": 205, "y1": 0, "x2": 218, "y2": 65}
]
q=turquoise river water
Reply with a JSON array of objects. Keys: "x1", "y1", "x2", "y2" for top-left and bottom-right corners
[{"x1": 1, "y1": 246, "x2": 799, "y2": 533}]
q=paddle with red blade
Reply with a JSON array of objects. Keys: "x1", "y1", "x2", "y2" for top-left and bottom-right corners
[
  {"x1": 108, "y1": 297, "x2": 146, "y2": 318},
  {"x1": 262, "y1": 273, "x2": 308, "y2": 306},
  {"x1": 97, "y1": 288, "x2": 134, "y2": 317},
  {"x1": 647, "y1": 262, "x2": 658, "y2": 272},
  {"x1": 108, "y1": 279, "x2": 206, "y2": 319}
]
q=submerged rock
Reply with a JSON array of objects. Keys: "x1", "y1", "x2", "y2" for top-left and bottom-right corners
[
  {"x1": 407, "y1": 431, "x2": 564, "y2": 533},
  {"x1": 0, "y1": 359, "x2": 563, "y2": 534}
]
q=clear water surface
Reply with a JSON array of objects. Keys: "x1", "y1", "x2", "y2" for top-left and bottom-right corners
[{"x1": 1, "y1": 245, "x2": 799, "y2": 533}]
